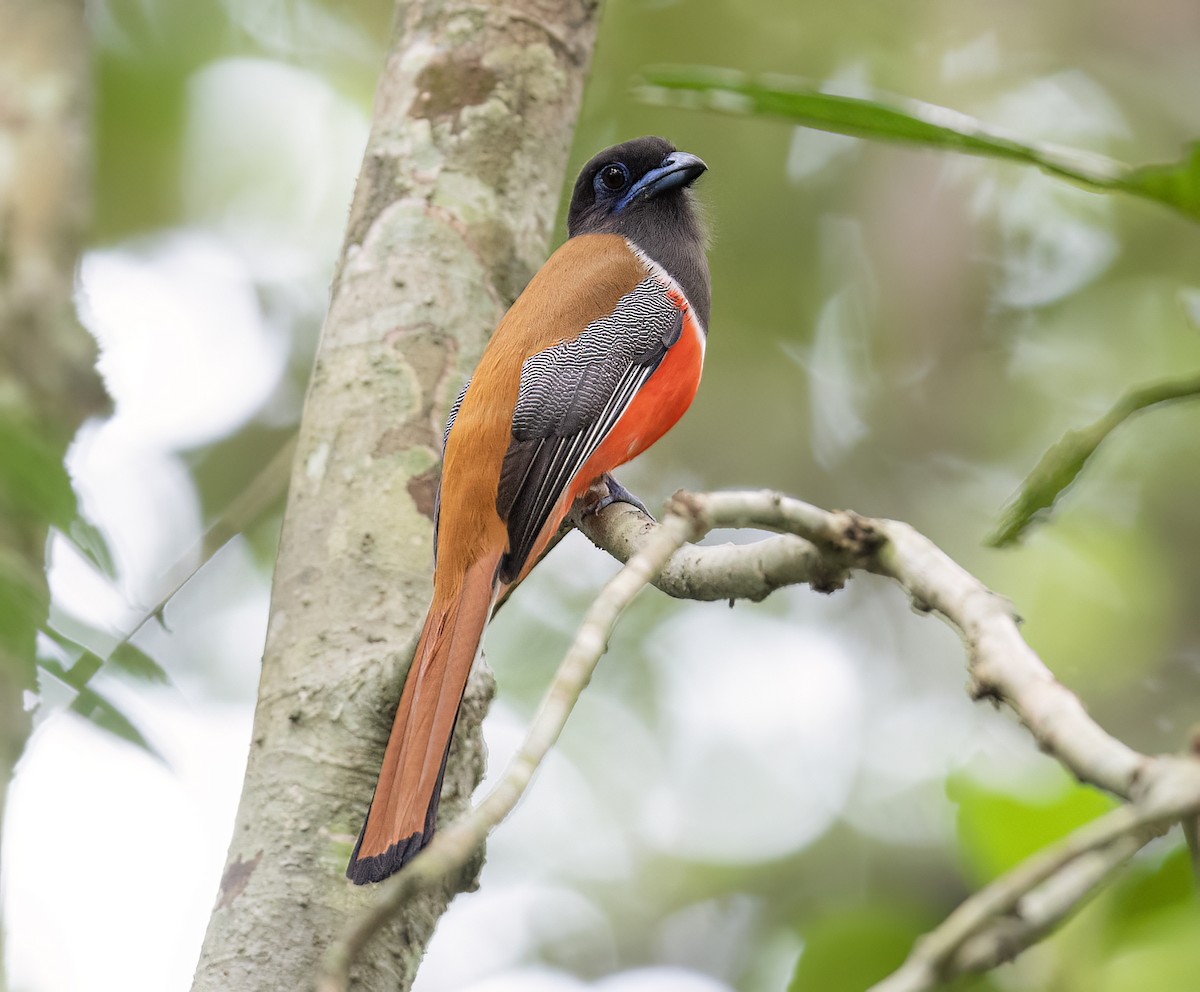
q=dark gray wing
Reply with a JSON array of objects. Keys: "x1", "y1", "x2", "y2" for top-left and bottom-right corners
[{"x1": 497, "y1": 277, "x2": 683, "y2": 582}]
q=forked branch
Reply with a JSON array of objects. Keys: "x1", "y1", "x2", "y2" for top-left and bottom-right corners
[{"x1": 322, "y1": 489, "x2": 1200, "y2": 992}]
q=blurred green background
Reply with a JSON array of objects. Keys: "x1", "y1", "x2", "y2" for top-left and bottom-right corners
[{"x1": 5, "y1": 0, "x2": 1200, "y2": 990}]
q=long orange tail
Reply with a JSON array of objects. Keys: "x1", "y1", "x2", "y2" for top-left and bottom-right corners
[{"x1": 347, "y1": 552, "x2": 499, "y2": 884}]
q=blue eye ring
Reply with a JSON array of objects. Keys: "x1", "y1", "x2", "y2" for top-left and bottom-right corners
[{"x1": 595, "y1": 163, "x2": 629, "y2": 194}]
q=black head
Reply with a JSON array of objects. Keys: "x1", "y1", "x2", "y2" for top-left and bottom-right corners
[
  {"x1": 567, "y1": 136, "x2": 706, "y2": 237},
  {"x1": 567, "y1": 136, "x2": 711, "y2": 329}
]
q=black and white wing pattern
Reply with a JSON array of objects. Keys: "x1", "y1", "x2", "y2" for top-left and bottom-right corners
[
  {"x1": 496, "y1": 277, "x2": 684, "y2": 582},
  {"x1": 432, "y1": 379, "x2": 472, "y2": 559},
  {"x1": 442, "y1": 380, "x2": 471, "y2": 455}
]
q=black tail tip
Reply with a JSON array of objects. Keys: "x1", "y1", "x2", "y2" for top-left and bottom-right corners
[{"x1": 346, "y1": 831, "x2": 430, "y2": 885}]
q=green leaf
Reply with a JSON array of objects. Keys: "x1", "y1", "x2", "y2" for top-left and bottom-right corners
[
  {"x1": 39, "y1": 653, "x2": 163, "y2": 760},
  {"x1": 787, "y1": 906, "x2": 925, "y2": 992},
  {"x1": 988, "y1": 371, "x2": 1200, "y2": 547},
  {"x1": 69, "y1": 684, "x2": 163, "y2": 760},
  {"x1": 0, "y1": 414, "x2": 77, "y2": 530},
  {"x1": 637, "y1": 66, "x2": 1200, "y2": 221},
  {"x1": 1123, "y1": 143, "x2": 1200, "y2": 220},
  {"x1": 950, "y1": 774, "x2": 1117, "y2": 884},
  {"x1": 0, "y1": 550, "x2": 48, "y2": 659},
  {"x1": 37, "y1": 628, "x2": 170, "y2": 753},
  {"x1": 68, "y1": 515, "x2": 117, "y2": 579},
  {"x1": 106, "y1": 640, "x2": 171, "y2": 684},
  {"x1": 39, "y1": 652, "x2": 102, "y2": 693},
  {"x1": 1102, "y1": 844, "x2": 1197, "y2": 945},
  {"x1": 41, "y1": 626, "x2": 170, "y2": 688}
]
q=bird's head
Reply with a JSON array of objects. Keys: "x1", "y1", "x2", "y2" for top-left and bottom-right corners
[{"x1": 567, "y1": 136, "x2": 707, "y2": 238}]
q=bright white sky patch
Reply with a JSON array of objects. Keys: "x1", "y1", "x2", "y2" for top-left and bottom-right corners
[
  {"x1": 417, "y1": 883, "x2": 617, "y2": 992},
  {"x1": 79, "y1": 232, "x2": 290, "y2": 451},
  {"x1": 57, "y1": 418, "x2": 204, "y2": 621},
  {"x1": 4, "y1": 694, "x2": 253, "y2": 992},
  {"x1": 183, "y1": 57, "x2": 369, "y2": 281},
  {"x1": 640, "y1": 607, "x2": 862, "y2": 862}
]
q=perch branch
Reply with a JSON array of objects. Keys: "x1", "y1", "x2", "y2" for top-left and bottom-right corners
[
  {"x1": 328, "y1": 489, "x2": 1200, "y2": 987},
  {"x1": 577, "y1": 491, "x2": 1178, "y2": 804},
  {"x1": 578, "y1": 490, "x2": 1200, "y2": 987}
]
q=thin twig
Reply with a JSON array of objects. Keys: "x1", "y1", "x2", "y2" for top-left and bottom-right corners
[
  {"x1": 951, "y1": 832, "x2": 1147, "y2": 974},
  {"x1": 869, "y1": 803, "x2": 1184, "y2": 992}
]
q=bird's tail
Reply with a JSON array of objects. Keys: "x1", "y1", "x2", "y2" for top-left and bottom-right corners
[{"x1": 346, "y1": 552, "x2": 499, "y2": 884}]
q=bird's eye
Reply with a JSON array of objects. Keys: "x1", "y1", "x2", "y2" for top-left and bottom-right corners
[{"x1": 598, "y1": 163, "x2": 629, "y2": 192}]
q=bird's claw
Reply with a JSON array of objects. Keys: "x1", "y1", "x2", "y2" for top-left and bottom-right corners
[{"x1": 587, "y1": 473, "x2": 655, "y2": 519}]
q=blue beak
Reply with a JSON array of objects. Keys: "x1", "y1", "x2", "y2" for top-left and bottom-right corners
[{"x1": 616, "y1": 152, "x2": 707, "y2": 211}]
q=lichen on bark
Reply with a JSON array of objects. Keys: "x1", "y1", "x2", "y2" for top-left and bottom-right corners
[{"x1": 190, "y1": 2, "x2": 601, "y2": 990}]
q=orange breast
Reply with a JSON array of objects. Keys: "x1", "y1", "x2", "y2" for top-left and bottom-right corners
[{"x1": 574, "y1": 293, "x2": 705, "y2": 488}]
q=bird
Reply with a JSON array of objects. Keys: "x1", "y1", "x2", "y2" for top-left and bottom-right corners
[{"x1": 347, "y1": 135, "x2": 711, "y2": 884}]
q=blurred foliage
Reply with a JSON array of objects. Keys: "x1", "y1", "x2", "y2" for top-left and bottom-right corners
[
  {"x1": 640, "y1": 66, "x2": 1200, "y2": 220},
  {"x1": 39, "y1": 655, "x2": 162, "y2": 758},
  {"x1": 950, "y1": 772, "x2": 1117, "y2": 884},
  {"x1": 0, "y1": 410, "x2": 156, "y2": 746},
  {"x1": 1103, "y1": 844, "x2": 1197, "y2": 942},
  {"x1": 0, "y1": 415, "x2": 160, "y2": 749},
  {"x1": 0, "y1": 419, "x2": 78, "y2": 534},
  {"x1": 980, "y1": 513, "x2": 1176, "y2": 698},
  {"x1": 10, "y1": 0, "x2": 1200, "y2": 990},
  {"x1": 637, "y1": 65, "x2": 1200, "y2": 552},
  {"x1": 6, "y1": 0, "x2": 390, "y2": 753},
  {"x1": 785, "y1": 905, "x2": 928, "y2": 992},
  {"x1": 989, "y1": 371, "x2": 1200, "y2": 545},
  {"x1": 0, "y1": 419, "x2": 76, "y2": 660}
]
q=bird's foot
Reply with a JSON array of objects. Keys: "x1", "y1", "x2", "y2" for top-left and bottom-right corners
[{"x1": 585, "y1": 473, "x2": 655, "y2": 519}]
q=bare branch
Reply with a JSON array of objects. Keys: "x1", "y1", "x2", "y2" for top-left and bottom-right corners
[
  {"x1": 569, "y1": 498, "x2": 848, "y2": 599},
  {"x1": 579, "y1": 490, "x2": 1184, "y2": 803},
  {"x1": 576, "y1": 489, "x2": 1200, "y2": 985},
  {"x1": 951, "y1": 832, "x2": 1145, "y2": 974},
  {"x1": 869, "y1": 804, "x2": 1181, "y2": 992},
  {"x1": 327, "y1": 488, "x2": 1200, "y2": 988}
]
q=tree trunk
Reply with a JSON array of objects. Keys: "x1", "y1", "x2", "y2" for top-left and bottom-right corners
[
  {"x1": 190, "y1": 2, "x2": 601, "y2": 989},
  {"x1": 0, "y1": 2, "x2": 103, "y2": 987}
]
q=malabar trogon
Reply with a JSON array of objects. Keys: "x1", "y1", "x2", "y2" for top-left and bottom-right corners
[{"x1": 347, "y1": 136, "x2": 711, "y2": 884}]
